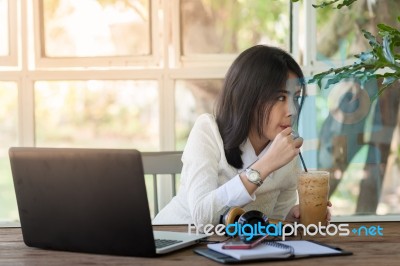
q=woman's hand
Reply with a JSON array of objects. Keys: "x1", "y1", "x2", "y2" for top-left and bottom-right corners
[
  {"x1": 326, "y1": 200, "x2": 332, "y2": 222},
  {"x1": 240, "y1": 128, "x2": 303, "y2": 195},
  {"x1": 285, "y1": 204, "x2": 300, "y2": 222},
  {"x1": 260, "y1": 127, "x2": 303, "y2": 173},
  {"x1": 285, "y1": 201, "x2": 333, "y2": 223}
]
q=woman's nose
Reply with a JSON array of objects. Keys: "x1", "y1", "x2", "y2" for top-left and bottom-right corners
[{"x1": 287, "y1": 99, "x2": 298, "y2": 117}]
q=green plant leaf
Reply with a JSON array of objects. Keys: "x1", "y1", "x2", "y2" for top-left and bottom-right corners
[
  {"x1": 362, "y1": 30, "x2": 379, "y2": 49},
  {"x1": 312, "y1": 0, "x2": 339, "y2": 8},
  {"x1": 297, "y1": 2, "x2": 399, "y2": 100},
  {"x1": 382, "y1": 35, "x2": 395, "y2": 64},
  {"x1": 337, "y1": 0, "x2": 358, "y2": 9},
  {"x1": 377, "y1": 23, "x2": 399, "y2": 35},
  {"x1": 357, "y1": 51, "x2": 376, "y2": 64},
  {"x1": 382, "y1": 76, "x2": 398, "y2": 86},
  {"x1": 309, "y1": 17, "x2": 400, "y2": 99},
  {"x1": 312, "y1": 0, "x2": 357, "y2": 9}
]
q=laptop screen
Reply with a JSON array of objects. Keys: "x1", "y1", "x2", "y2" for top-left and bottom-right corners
[{"x1": 9, "y1": 147, "x2": 157, "y2": 257}]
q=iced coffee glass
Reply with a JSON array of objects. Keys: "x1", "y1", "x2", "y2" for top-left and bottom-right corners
[{"x1": 298, "y1": 171, "x2": 330, "y2": 227}]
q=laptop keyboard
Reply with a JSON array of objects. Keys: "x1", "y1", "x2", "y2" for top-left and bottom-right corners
[{"x1": 155, "y1": 239, "x2": 183, "y2": 249}]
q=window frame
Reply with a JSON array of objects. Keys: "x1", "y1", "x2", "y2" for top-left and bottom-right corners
[
  {"x1": 303, "y1": 0, "x2": 365, "y2": 70},
  {"x1": 0, "y1": 0, "x2": 18, "y2": 66},
  {"x1": 300, "y1": 0, "x2": 400, "y2": 222},
  {"x1": 172, "y1": 0, "x2": 293, "y2": 68},
  {"x1": 32, "y1": 0, "x2": 161, "y2": 68},
  {"x1": 1, "y1": 0, "x2": 400, "y2": 226}
]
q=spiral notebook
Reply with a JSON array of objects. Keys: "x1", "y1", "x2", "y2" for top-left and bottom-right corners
[{"x1": 195, "y1": 240, "x2": 352, "y2": 264}]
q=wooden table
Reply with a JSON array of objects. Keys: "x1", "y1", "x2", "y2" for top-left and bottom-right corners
[{"x1": 1, "y1": 222, "x2": 399, "y2": 265}]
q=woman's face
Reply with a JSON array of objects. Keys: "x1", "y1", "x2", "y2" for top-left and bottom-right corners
[
  {"x1": 250, "y1": 72, "x2": 303, "y2": 147},
  {"x1": 265, "y1": 72, "x2": 303, "y2": 140}
]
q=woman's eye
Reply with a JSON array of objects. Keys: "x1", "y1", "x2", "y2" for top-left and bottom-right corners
[{"x1": 277, "y1": 96, "x2": 286, "y2": 101}]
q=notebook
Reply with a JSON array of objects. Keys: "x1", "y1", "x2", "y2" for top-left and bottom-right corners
[
  {"x1": 9, "y1": 147, "x2": 207, "y2": 257},
  {"x1": 195, "y1": 240, "x2": 352, "y2": 263}
]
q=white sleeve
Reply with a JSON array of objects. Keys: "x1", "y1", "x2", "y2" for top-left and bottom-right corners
[{"x1": 181, "y1": 115, "x2": 255, "y2": 227}]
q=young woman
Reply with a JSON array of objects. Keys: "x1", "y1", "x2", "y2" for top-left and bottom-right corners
[{"x1": 153, "y1": 45, "x2": 321, "y2": 227}]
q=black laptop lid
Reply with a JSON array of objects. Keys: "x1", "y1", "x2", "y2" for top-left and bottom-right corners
[{"x1": 9, "y1": 147, "x2": 156, "y2": 257}]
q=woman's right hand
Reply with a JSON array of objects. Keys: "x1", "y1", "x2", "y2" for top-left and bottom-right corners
[
  {"x1": 260, "y1": 127, "x2": 303, "y2": 173},
  {"x1": 240, "y1": 127, "x2": 303, "y2": 193}
]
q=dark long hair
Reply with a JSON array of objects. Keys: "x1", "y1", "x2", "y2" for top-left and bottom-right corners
[{"x1": 216, "y1": 45, "x2": 306, "y2": 169}]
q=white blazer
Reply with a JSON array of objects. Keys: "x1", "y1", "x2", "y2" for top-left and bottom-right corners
[{"x1": 153, "y1": 114, "x2": 299, "y2": 227}]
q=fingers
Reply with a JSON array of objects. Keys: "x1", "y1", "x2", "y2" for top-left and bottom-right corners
[
  {"x1": 326, "y1": 201, "x2": 332, "y2": 222},
  {"x1": 285, "y1": 205, "x2": 301, "y2": 222},
  {"x1": 293, "y1": 207, "x2": 300, "y2": 219},
  {"x1": 293, "y1": 137, "x2": 303, "y2": 148},
  {"x1": 269, "y1": 127, "x2": 303, "y2": 166},
  {"x1": 280, "y1": 128, "x2": 303, "y2": 148},
  {"x1": 291, "y1": 131, "x2": 299, "y2": 139},
  {"x1": 280, "y1": 127, "x2": 293, "y2": 136}
]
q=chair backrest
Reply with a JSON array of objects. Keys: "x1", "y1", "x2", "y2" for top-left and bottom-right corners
[{"x1": 141, "y1": 151, "x2": 183, "y2": 216}]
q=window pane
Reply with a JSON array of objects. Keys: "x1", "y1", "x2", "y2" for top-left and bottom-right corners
[
  {"x1": 175, "y1": 79, "x2": 222, "y2": 149},
  {"x1": 0, "y1": 0, "x2": 9, "y2": 56},
  {"x1": 316, "y1": 1, "x2": 400, "y2": 61},
  {"x1": 180, "y1": 0, "x2": 289, "y2": 55},
  {"x1": 41, "y1": 0, "x2": 150, "y2": 57},
  {"x1": 312, "y1": 79, "x2": 400, "y2": 216},
  {"x1": 0, "y1": 81, "x2": 18, "y2": 223},
  {"x1": 35, "y1": 80, "x2": 159, "y2": 151}
]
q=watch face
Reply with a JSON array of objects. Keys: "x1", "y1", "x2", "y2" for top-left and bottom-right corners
[{"x1": 248, "y1": 171, "x2": 260, "y2": 181}]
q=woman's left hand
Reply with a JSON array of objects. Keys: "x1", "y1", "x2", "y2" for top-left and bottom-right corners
[
  {"x1": 285, "y1": 201, "x2": 332, "y2": 223},
  {"x1": 285, "y1": 204, "x2": 300, "y2": 222},
  {"x1": 326, "y1": 200, "x2": 332, "y2": 222}
]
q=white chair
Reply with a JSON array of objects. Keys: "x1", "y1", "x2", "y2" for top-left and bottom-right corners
[{"x1": 141, "y1": 151, "x2": 183, "y2": 216}]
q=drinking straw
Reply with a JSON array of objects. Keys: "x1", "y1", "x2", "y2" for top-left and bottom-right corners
[
  {"x1": 291, "y1": 131, "x2": 308, "y2": 172},
  {"x1": 299, "y1": 152, "x2": 308, "y2": 172}
]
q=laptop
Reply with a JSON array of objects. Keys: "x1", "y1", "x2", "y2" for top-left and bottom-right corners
[{"x1": 9, "y1": 147, "x2": 206, "y2": 257}]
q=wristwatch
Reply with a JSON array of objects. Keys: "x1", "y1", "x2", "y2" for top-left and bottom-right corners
[{"x1": 245, "y1": 168, "x2": 263, "y2": 187}]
